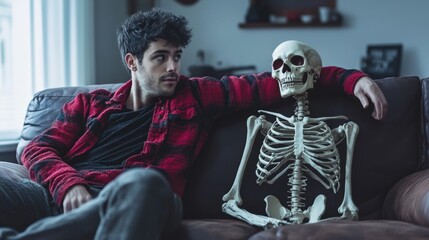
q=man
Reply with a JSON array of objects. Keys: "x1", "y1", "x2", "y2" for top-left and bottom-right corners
[{"x1": 0, "y1": 8, "x2": 387, "y2": 240}]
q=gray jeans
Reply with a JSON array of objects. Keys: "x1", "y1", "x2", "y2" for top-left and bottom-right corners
[{"x1": 0, "y1": 168, "x2": 182, "y2": 240}]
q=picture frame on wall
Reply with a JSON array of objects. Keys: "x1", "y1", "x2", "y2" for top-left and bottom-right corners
[{"x1": 361, "y1": 44, "x2": 403, "y2": 79}]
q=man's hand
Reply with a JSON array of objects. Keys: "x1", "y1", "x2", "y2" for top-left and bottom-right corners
[
  {"x1": 63, "y1": 185, "x2": 93, "y2": 213},
  {"x1": 353, "y1": 76, "x2": 388, "y2": 120}
]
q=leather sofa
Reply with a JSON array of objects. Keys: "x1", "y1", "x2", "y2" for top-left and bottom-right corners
[{"x1": 2, "y1": 76, "x2": 429, "y2": 239}]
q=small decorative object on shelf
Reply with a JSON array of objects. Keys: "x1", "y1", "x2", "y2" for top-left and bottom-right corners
[
  {"x1": 300, "y1": 14, "x2": 314, "y2": 24},
  {"x1": 318, "y1": 6, "x2": 330, "y2": 23}
]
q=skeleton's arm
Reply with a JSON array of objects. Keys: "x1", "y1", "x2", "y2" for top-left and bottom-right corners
[
  {"x1": 331, "y1": 121, "x2": 360, "y2": 220},
  {"x1": 222, "y1": 115, "x2": 270, "y2": 205},
  {"x1": 331, "y1": 126, "x2": 346, "y2": 144},
  {"x1": 223, "y1": 115, "x2": 287, "y2": 229},
  {"x1": 222, "y1": 199, "x2": 288, "y2": 229}
]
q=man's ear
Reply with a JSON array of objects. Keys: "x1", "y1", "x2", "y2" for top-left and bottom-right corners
[{"x1": 125, "y1": 53, "x2": 138, "y2": 72}]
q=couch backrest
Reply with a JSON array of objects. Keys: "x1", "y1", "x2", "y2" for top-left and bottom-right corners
[
  {"x1": 16, "y1": 76, "x2": 426, "y2": 222},
  {"x1": 182, "y1": 76, "x2": 426, "y2": 221},
  {"x1": 16, "y1": 83, "x2": 123, "y2": 162}
]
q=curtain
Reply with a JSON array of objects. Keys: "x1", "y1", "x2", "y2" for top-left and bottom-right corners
[{"x1": 0, "y1": 0, "x2": 95, "y2": 144}]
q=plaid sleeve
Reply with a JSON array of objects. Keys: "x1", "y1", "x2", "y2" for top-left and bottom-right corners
[
  {"x1": 190, "y1": 72, "x2": 281, "y2": 115},
  {"x1": 21, "y1": 93, "x2": 92, "y2": 205},
  {"x1": 319, "y1": 66, "x2": 368, "y2": 95}
]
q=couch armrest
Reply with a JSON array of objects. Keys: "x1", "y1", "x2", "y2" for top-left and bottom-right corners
[
  {"x1": 383, "y1": 168, "x2": 429, "y2": 227},
  {"x1": 0, "y1": 161, "x2": 29, "y2": 180}
]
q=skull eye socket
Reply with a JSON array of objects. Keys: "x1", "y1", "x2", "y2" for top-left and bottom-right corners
[
  {"x1": 291, "y1": 55, "x2": 304, "y2": 66},
  {"x1": 272, "y1": 59, "x2": 284, "y2": 70}
]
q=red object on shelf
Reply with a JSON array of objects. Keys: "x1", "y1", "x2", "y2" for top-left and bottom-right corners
[{"x1": 287, "y1": 11, "x2": 301, "y2": 23}]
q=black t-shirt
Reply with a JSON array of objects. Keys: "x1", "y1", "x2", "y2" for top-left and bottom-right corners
[{"x1": 72, "y1": 104, "x2": 154, "y2": 171}]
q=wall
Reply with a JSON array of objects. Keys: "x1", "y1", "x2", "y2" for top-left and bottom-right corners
[
  {"x1": 1, "y1": 0, "x2": 132, "y2": 158},
  {"x1": 157, "y1": 0, "x2": 429, "y2": 78},
  {"x1": 93, "y1": 0, "x2": 130, "y2": 84},
  {"x1": 92, "y1": 0, "x2": 161, "y2": 84},
  {"x1": 2, "y1": 1, "x2": 427, "y2": 158}
]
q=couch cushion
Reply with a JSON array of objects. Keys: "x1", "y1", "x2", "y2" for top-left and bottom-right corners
[
  {"x1": 248, "y1": 220, "x2": 429, "y2": 240},
  {"x1": 383, "y1": 168, "x2": 429, "y2": 227},
  {"x1": 175, "y1": 219, "x2": 258, "y2": 240},
  {"x1": 0, "y1": 162, "x2": 29, "y2": 180}
]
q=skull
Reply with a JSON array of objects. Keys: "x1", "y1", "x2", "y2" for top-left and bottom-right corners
[{"x1": 271, "y1": 40, "x2": 322, "y2": 98}]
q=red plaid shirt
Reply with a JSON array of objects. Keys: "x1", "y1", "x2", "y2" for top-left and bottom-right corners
[{"x1": 21, "y1": 67, "x2": 365, "y2": 205}]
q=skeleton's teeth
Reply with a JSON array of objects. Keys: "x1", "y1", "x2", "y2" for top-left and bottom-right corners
[
  {"x1": 281, "y1": 77, "x2": 302, "y2": 82},
  {"x1": 281, "y1": 78, "x2": 303, "y2": 87}
]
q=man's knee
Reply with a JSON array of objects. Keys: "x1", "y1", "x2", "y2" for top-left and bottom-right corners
[{"x1": 114, "y1": 168, "x2": 171, "y2": 197}]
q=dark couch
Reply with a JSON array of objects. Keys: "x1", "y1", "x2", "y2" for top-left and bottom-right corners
[{"x1": 2, "y1": 76, "x2": 429, "y2": 239}]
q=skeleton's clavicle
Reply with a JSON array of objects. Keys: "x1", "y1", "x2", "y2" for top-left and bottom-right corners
[
  {"x1": 257, "y1": 110, "x2": 348, "y2": 124},
  {"x1": 258, "y1": 110, "x2": 295, "y2": 123}
]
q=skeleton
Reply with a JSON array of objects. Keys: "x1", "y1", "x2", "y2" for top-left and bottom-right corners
[{"x1": 222, "y1": 40, "x2": 359, "y2": 229}]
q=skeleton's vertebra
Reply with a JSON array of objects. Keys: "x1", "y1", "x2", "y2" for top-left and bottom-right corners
[{"x1": 222, "y1": 40, "x2": 359, "y2": 229}]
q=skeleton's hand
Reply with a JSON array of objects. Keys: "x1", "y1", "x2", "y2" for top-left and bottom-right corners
[
  {"x1": 223, "y1": 199, "x2": 288, "y2": 229},
  {"x1": 353, "y1": 76, "x2": 388, "y2": 120},
  {"x1": 223, "y1": 185, "x2": 243, "y2": 205}
]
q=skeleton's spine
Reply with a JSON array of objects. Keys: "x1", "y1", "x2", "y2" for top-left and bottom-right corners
[
  {"x1": 294, "y1": 93, "x2": 309, "y2": 121},
  {"x1": 288, "y1": 160, "x2": 307, "y2": 216}
]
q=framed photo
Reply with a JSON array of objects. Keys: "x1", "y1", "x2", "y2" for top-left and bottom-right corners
[{"x1": 361, "y1": 44, "x2": 403, "y2": 79}]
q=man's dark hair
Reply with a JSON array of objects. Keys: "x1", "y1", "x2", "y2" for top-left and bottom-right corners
[{"x1": 117, "y1": 8, "x2": 192, "y2": 71}]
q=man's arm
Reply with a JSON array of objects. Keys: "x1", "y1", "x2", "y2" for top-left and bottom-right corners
[
  {"x1": 319, "y1": 66, "x2": 388, "y2": 120},
  {"x1": 21, "y1": 93, "x2": 92, "y2": 206},
  {"x1": 353, "y1": 76, "x2": 387, "y2": 120},
  {"x1": 191, "y1": 66, "x2": 387, "y2": 120}
]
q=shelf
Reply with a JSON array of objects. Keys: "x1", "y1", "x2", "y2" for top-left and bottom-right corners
[{"x1": 239, "y1": 21, "x2": 342, "y2": 29}]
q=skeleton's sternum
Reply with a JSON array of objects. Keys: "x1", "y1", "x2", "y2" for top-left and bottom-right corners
[{"x1": 294, "y1": 122, "x2": 304, "y2": 157}]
